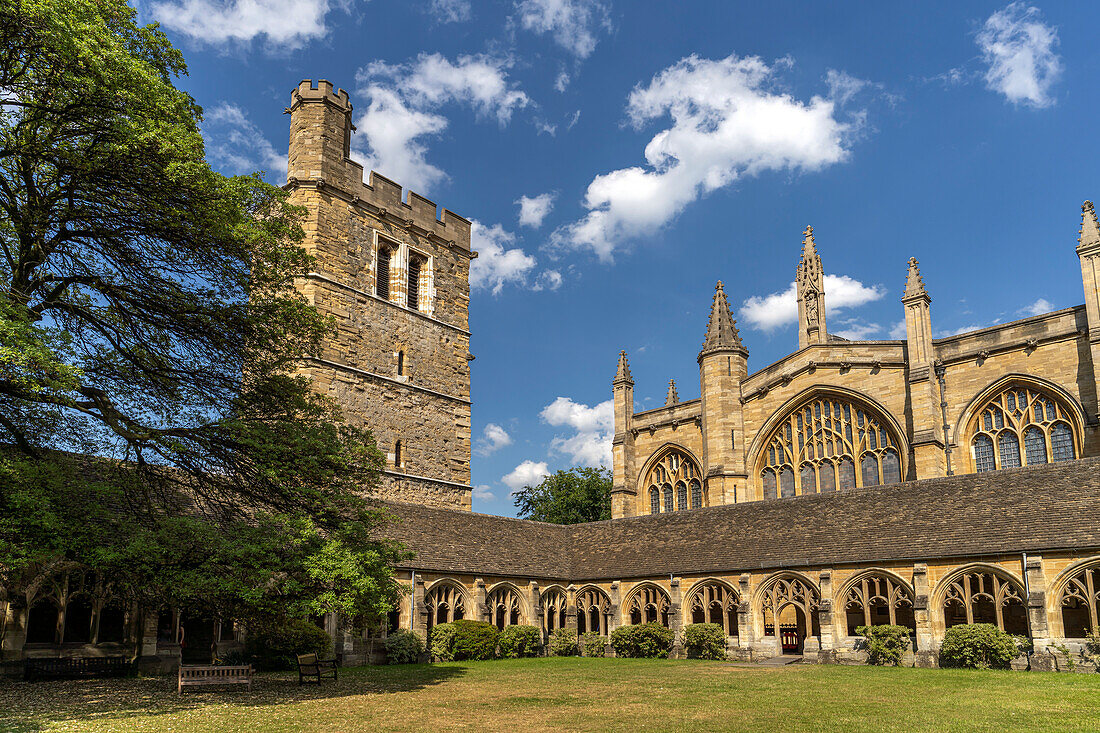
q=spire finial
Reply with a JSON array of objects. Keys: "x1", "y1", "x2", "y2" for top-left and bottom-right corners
[
  {"x1": 665, "y1": 379, "x2": 678, "y2": 405},
  {"x1": 699, "y1": 280, "x2": 747, "y2": 361},
  {"x1": 614, "y1": 350, "x2": 633, "y2": 385},
  {"x1": 1079, "y1": 200, "x2": 1100, "y2": 251},
  {"x1": 903, "y1": 257, "x2": 928, "y2": 301}
]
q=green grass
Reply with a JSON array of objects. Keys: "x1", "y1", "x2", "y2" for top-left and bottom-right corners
[{"x1": 1, "y1": 658, "x2": 1099, "y2": 732}]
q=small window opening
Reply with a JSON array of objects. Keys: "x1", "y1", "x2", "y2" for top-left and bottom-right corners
[
  {"x1": 394, "y1": 440, "x2": 402, "y2": 470},
  {"x1": 376, "y1": 247, "x2": 391, "y2": 300},
  {"x1": 407, "y1": 255, "x2": 422, "y2": 311},
  {"x1": 397, "y1": 350, "x2": 405, "y2": 376}
]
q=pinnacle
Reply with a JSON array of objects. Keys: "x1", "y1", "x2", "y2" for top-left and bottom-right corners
[
  {"x1": 903, "y1": 256, "x2": 929, "y2": 301},
  {"x1": 614, "y1": 350, "x2": 633, "y2": 384},
  {"x1": 665, "y1": 379, "x2": 678, "y2": 406},
  {"x1": 699, "y1": 280, "x2": 747, "y2": 359},
  {"x1": 801, "y1": 225, "x2": 817, "y2": 258},
  {"x1": 1079, "y1": 200, "x2": 1100, "y2": 250}
]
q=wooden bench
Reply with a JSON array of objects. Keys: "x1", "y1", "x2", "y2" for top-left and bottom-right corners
[
  {"x1": 25, "y1": 657, "x2": 134, "y2": 681},
  {"x1": 296, "y1": 653, "x2": 338, "y2": 685},
  {"x1": 178, "y1": 664, "x2": 252, "y2": 694}
]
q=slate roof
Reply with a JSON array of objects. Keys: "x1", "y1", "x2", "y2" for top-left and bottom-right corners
[{"x1": 376, "y1": 457, "x2": 1100, "y2": 582}]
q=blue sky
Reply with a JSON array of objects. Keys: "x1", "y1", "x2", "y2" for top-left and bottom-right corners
[{"x1": 141, "y1": 0, "x2": 1100, "y2": 516}]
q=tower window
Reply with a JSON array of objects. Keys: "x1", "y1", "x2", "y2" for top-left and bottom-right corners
[
  {"x1": 407, "y1": 255, "x2": 423, "y2": 311},
  {"x1": 397, "y1": 350, "x2": 405, "y2": 376},
  {"x1": 394, "y1": 440, "x2": 403, "y2": 470},
  {"x1": 376, "y1": 246, "x2": 391, "y2": 300}
]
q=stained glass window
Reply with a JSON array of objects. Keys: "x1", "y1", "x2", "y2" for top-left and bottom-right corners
[{"x1": 969, "y1": 384, "x2": 1077, "y2": 473}]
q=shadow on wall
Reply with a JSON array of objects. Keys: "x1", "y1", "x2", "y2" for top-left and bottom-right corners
[{"x1": 0, "y1": 664, "x2": 466, "y2": 733}]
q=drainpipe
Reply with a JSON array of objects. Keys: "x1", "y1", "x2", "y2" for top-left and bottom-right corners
[{"x1": 934, "y1": 360, "x2": 953, "y2": 475}]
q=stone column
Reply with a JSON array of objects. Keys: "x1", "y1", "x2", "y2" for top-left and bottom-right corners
[
  {"x1": 608, "y1": 582, "x2": 621, "y2": 656},
  {"x1": 474, "y1": 578, "x2": 488, "y2": 624},
  {"x1": 912, "y1": 563, "x2": 936, "y2": 667},
  {"x1": 1024, "y1": 555, "x2": 1056, "y2": 671},
  {"x1": 2, "y1": 601, "x2": 27, "y2": 661},
  {"x1": 565, "y1": 584, "x2": 578, "y2": 633},
  {"x1": 413, "y1": 575, "x2": 429, "y2": 640},
  {"x1": 141, "y1": 609, "x2": 158, "y2": 658},
  {"x1": 814, "y1": 570, "x2": 834, "y2": 662},
  {"x1": 669, "y1": 577, "x2": 684, "y2": 658},
  {"x1": 528, "y1": 581, "x2": 542, "y2": 634}
]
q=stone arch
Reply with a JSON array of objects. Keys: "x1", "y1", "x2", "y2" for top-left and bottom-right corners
[
  {"x1": 1048, "y1": 555, "x2": 1100, "y2": 639},
  {"x1": 635, "y1": 443, "x2": 704, "y2": 514},
  {"x1": 623, "y1": 583, "x2": 672, "y2": 627},
  {"x1": 540, "y1": 584, "x2": 568, "y2": 634},
  {"x1": 423, "y1": 579, "x2": 469, "y2": 632},
  {"x1": 954, "y1": 374, "x2": 1086, "y2": 474},
  {"x1": 755, "y1": 572, "x2": 821, "y2": 652},
  {"x1": 485, "y1": 581, "x2": 526, "y2": 630},
  {"x1": 931, "y1": 564, "x2": 1029, "y2": 636},
  {"x1": 684, "y1": 578, "x2": 740, "y2": 636},
  {"x1": 575, "y1": 585, "x2": 612, "y2": 636},
  {"x1": 747, "y1": 386, "x2": 909, "y2": 500},
  {"x1": 835, "y1": 568, "x2": 916, "y2": 636}
]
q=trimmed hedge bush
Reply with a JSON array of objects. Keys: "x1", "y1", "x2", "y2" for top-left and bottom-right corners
[
  {"x1": 244, "y1": 618, "x2": 331, "y2": 671},
  {"x1": 683, "y1": 623, "x2": 726, "y2": 660},
  {"x1": 939, "y1": 623, "x2": 1019, "y2": 670},
  {"x1": 499, "y1": 625, "x2": 542, "y2": 658},
  {"x1": 429, "y1": 622, "x2": 458, "y2": 661},
  {"x1": 384, "y1": 629, "x2": 423, "y2": 664},
  {"x1": 581, "y1": 632, "x2": 606, "y2": 657},
  {"x1": 430, "y1": 619, "x2": 500, "y2": 661},
  {"x1": 855, "y1": 624, "x2": 911, "y2": 666},
  {"x1": 548, "y1": 627, "x2": 578, "y2": 657},
  {"x1": 610, "y1": 623, "x2": 674, "y2": 659}
]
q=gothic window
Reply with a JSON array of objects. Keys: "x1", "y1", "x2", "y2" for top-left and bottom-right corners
[
  {"x1": 687, "y1": 582, "x2": 739, "y2": 637},
  {"x1": 97, "y1": 602, "x2": 127, "y2": 644},
  {"x1": 376, "y1": 245, "x2": 391, "y2": 300},
  {"x1": 425, "y1": 583, "x2": 466, "y2": 633},
  {"x1": 843, "y1": 575, "x2": 915, "y2": 636},
  {"x1": 487, "y1": 586, "x2": 522, "y2": 630},
  {"x1": 576, "y1": 588, "x2": 612, "y2": 636},
  {"x1": 643, "y1": 449, "x2": 701, "y2": 513},
  {"x1": 407, "y1": 254, "x2": 423, "y2": 311},
  {"x1": 758, "y1": 395, "x2": 903, "y2": 498},
  {"x1": 690, "y1": 479, "x2": 702, "y2": 510},
  {"x1": 542, "y1": 588, "x2": 567, "y2": 634},
  {"x1": 63, "y1": 595, "x2": 94, "y2": 643},
  {"x1": 25, "y1": 599, "x2": 60, "y2": 644},
  {"x1": 941, "y1": 570, "x2": 1028, "y2": 636},
  {"x1": 627, "y1": 586, "x2": 671, "y2": 627},
  {"x1": 1059, "y1": 564, "x2": 1100, "y2": 638},
  {"x1": 759, "y1": 576, "x2": 820, "y2": 642},
  {"x1": 968, "y1": 384, "x2": 1079, "y2": 473}
]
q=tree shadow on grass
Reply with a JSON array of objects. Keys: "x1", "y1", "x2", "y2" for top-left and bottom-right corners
[{"x1": 0, "y1": 664, "x2": 466, "y2": 733}]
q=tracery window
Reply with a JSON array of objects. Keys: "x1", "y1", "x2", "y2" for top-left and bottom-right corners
[
  {"x1": 424, "y1": 583, "x2": 466, "y2": 632},
  {"x1": 760, "y1": 576, "x2": 820, "y2": 640},
  {"x1": 843, "y1": 574, "x2": 915, "y2": 636},
  {"x1": 941, "y1": 570, "x2": 1028, "y2": 636},
  {"x1": 758, "y1": 395, "x2": 903, "y2": 499},
  {"x1": 687, "y1": 582, "x2": 739, "y2": 636},
  {"x1": 487, "y1": 585, "x2": 522, "y2": 630},
  {"x1": 644, "y1": 449, "x2": 702, "y2": 513},
  {"x1": 968, "y1": 384, "x2": 1078, "y2": 473},
  {"x1": 627, "y1": 586, "x2": 671, "y2": 627},
  {"x1": 542, "y1": 588, "x2": 567, "y2": 634},
  {"x1": 1058, "y1": 564, "x2": 1100, "y2": 638},
  {"x1": 576, "y1": 588, "x2": 612, "y2": 636}
]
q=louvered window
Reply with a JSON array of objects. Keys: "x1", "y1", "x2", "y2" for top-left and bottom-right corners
[
  {"x1": 376, "y1": 247, "x2": 391, "y2": 299},
  {"x1": 407, "y1": 255, "x2": 422, "y2": 311}
]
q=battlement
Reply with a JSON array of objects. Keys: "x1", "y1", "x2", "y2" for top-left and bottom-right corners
[{"x1": 287, "y1": 80, "x2": 472, "y2": 253}]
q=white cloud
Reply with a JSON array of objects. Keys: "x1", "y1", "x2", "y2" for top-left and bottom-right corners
[
  {"x1": 566, "y1": 110, "x2": 581, "y2": 129},
  {"x1": 354, "y1": 54, "x2": 529, "y2": 192},
  {"x1": 540, "y1": 396, "x2": 613, "y2": 467},
  {"x1": 476, "y1": 423, "x2": 513, "y2": 456},
  {"x1": 517, "y1": 193, "x2": 557, "y2": 228},
  {"x1": 554, "y1": 71, "x2": 571, "y2": 92},
  {"x1": 889, "y1": 320, "x2": 907, "y2": 339},
  {"x1": 550, "y1": 54, "x2": 861, "y2": 260},
  {"x1": 1019, "y1": 297, "x2": 1054, "y2": 316},
  {"x1": 430, "y1": 0, "x2": 470, "y2": 23},
  {"x1": 977, "y1": 2, "x2": 1062, "y2": 108},
  {"x1": 534, "y1": 270, "x2": 563, "y2": 291},
  {"x1": 472, "y1": 484, "x2": 495, "y2": 501},
  {"x1": 739, "y1": 274, "x2": 885, "y2": 331},
  {"x1": 202, "y1": 103, "x2": 286, "y2": 182},
  {"x1": 515, "y1": 0, "x2": 611, "y2": 59},
  {"x1": 469, "y1": 220, "x2": 538, "y2": 295},
  {"x1": 150, "y1": 0, "x2": 338, "y2": 49},
  {"x1": 502, "y1": 460, "x2": 550, "y2": 493},
  {"x1": 832, "y1": 320, "x2": 882, "y2": 341}
]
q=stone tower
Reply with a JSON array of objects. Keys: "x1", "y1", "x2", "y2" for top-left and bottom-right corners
[
  {"x1": 285, "y1": 80, "x2": 475, "y2": 510},
  {"x1": 797, "y1": 225, "x2": 827, "y2": 349},
  {"x1": 1078, "y1": 201, "x2": 1100, "y2": 424},
  {"x1": 611, "y1": 351, "x2": 637, "y2": 518},
  {"x1": 901, "y1": 258, "x2": 946, "y2": 478},
  {"x1": 698, "y1": 282, "x2": 749, "y2": 504}
]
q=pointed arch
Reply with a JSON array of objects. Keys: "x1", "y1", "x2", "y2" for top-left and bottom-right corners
[
  {"x1": 756, "y1": 571, "x2": 821, "y2": 651},
  {"x1": 684, "y1": 578, "x2": 740, "y2": 636},
  {"x1": 636, "y1": 443, "x2": 704, "y2": 513},
  {"x1": 1049, "y1": 556, "x2": 1100, "y2": 639},
  {"x1": 540, "y1": 585, "x2": 568, "y2": 634},
  {"x1": 931, "y1": 564, "x2": 1028, "y2": 636},
  {"x1": 623, "y1": 582, "x2": 672, "y2": 628},
  {"x1": 486, "y1": 582, "x2": 526, "y2": 630},
  {"x1": 424, "y1": 579, "x2": 469, "y2": 632},
  {"x1": 575, "y1": 585, "x2": 612, "y2": 636},
  {"x1": 835, "y1": 569, "x2": 916, "y2": 635}
]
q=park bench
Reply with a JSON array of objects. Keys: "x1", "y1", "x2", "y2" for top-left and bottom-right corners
[
  {"x1": 24, "y1": 656, "x2": 134, "y2": 681},
  {"x1": 296, "y1": 653, "x2": 338, "y2": 685},
  {"x1": 178, "y1": 664, "x2": 252, "y2": 693}
]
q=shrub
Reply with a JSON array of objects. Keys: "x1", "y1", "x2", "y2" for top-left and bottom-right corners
[
  {"x1": 939, "y1": 624, "x2": 1019, "y2": 670},
  {"x1": 1084, "y1": 631, "x2": 1100, "y2": 664},
  {"x1": 430, "y1": 622, "x2": 458, "y2": 662},
  {"x1": 384, "y1": 629, "x2": 423, "y2": 664},
  {"x1": 683, "y1": 623, "x2": 726, "y2": 660},
  {"x1": 855, "y1": 624, "x2": 911, "y2": 666},
  {"x1": 444, "y1": 619, "x2": 499, "y2": 661},
  {"x1": 581, "y1": 632, "x2": 606, "y2": 657},
  {"x1": 548, "y1": 627, "x2": 578, "y2": 657},
  {"x1": 499, "y1": 625, "x2": 542, "y2": 658},
  {"x1": 244, "y1": 618, "x2": 331, "y2": 671},
  {"x1": 217, "y1": 648, "x2": 250, "y2": 666},
  {"x1": 610, "y1": 623, "x2": 674, "y2": 659}
]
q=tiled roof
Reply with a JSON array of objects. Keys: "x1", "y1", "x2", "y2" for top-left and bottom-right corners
[{"x1": 376, "y1": 457, "x2": 1100, "y2": 581}]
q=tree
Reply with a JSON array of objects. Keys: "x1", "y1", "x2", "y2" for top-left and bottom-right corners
[
  {"x1": 0, "y1": 0, "x2": 405, "y2": 627},
  {"x1": 512, "y1": 467, "x2": 612, "y2": 524}
]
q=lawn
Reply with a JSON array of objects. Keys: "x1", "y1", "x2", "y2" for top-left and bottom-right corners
[{"x1": 1, "y1": 658, "x2": 1098, "y2": 733}]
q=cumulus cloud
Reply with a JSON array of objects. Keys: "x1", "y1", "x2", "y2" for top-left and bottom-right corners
[
  {"x1": 202, "y1": 103, "x2": 286, "y2": 182},
  {"x1": 515, "y1": 0, "x2": 611, "y2": 59},
  {"x1": 150, "y1": 0, "x2": 340, "y2": 49},
  {"x1": 430, "y1": 0, "x2": 471, "y2": 23},
  {"x1": 472, "y1": 484, "x2": 496, "y2": 501},
  {"x1": 502, "y1": 460, "x2": 550, "y2": 492},
  {"x1": 1019, "y1": 297, "x2": 1054, "y2": 316},
  {"x1": 533, "y1": 269, "x2": 563, "y2": 291},
  {"x1": 354, "y1": 54, "x2": 529, "y2": 192},
  {"x1": 469, "y1": 221, "x2": 538, "y2": 295},
  {"x1": 550, "y1": 54, "x2": 862, "y2": 260},
  {"x1": 540, "y1": 396, "x2": 613, "y2": 467},
  {"x1": 476, "y1": 423, "x2": 513, "y2": 456},
  {"x1": 739, "y1": 274, "x2": 885, "y2": 331},
  {"x1": 889, "y1": 320, "x2": 907, "y2": 339},
  {"x1": 517, "y1": 192, "x2": 557, "y2": 228},
  {"x1": 832, "y1": 320, "x2": 883, "y2": 341},
  {"x1": 977, "y1": 2, "x2": 1062, "y2": 108}
]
